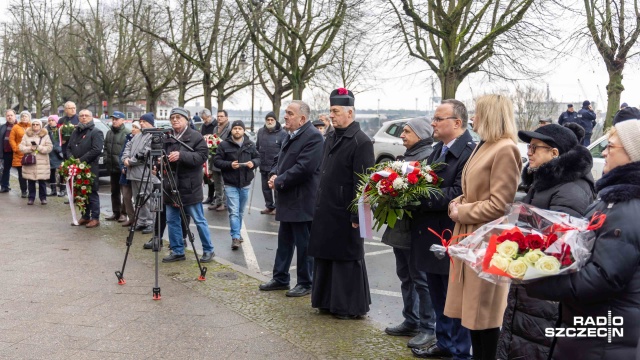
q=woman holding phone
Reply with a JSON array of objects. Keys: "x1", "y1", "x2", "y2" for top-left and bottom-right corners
[{"x1": 19, "y1": 119, "x2": 53, "y2": 204}]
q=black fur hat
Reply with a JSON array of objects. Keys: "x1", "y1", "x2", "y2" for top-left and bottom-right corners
[
  {"x1": 518, "y1": 124, "x2": 578, "y2": 154},
  {"x1": 563, "y1": 122, "x2": 586, "y2": 143}
]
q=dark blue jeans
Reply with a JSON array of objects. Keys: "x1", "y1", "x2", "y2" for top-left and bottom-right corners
[
  {"x1": 1, "y1": 153, "x2": 12, "y2": 188},
  {"x1": 393, "y1": 247, "x2": 436, "y2": 333},
  {"x1": 424, "y1": 272, "x2": 472, "y2": 359},
  {"x1": 82, "y1": 178, "x2": 100, "y2": 220},
  {"x1": 273, "y1": 221, "x2": 313, "y2": 287}
]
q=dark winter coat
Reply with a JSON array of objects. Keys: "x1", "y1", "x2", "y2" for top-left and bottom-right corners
[
  {"x1": 0, "y1": 122, "x2": 14, "y2": 159},
  {"x1": 270, "y1": 121, "x2": 323, "y2": 222},
  {"x1": 103, "y1": 124, "x2": 131, "y2": 174},
  {"x1": 381, "y1": 139, "x2": 434, "y2": 250},
  {"x1": 213, "y1": 135, "x2": 260, "y2": 188},
  {"x1": 58, "y1": 114, "x2": 79, "y2": 158},
  {"x1": 410, "y1": 130, "x2": 476, "y2": 274},
  {"x1": 162, "y1": 126, "x2": 209, "y2": 206},
  {"x1": 200, "y1": 121, "x2": 216, "y2": 136},
  {"x1": 497, "y1": 145, "x2": 596, "y2": 360},
  {"x1": 210, "y1": 121, "x2": 232, "y2": 172},
  {"x1": 557, "y1": 110, "x2": 578, "y2": 126},
  {"x1": 525, "y1": 161, "x2": 640, "y2": 360},
  {"x1": 576, "y1": 106, "x2": 597, "y2": 134},
  {"x1": 521, "y1": 145, "x2": 596, "y2": 217},
  {"x1": 256, "y1": 121, "x2": 287, "y2": 172},
  {"x1": 308, "y1": 121, "x2": 374, "y2": 261},
  {"x1": 66, "y1": 120, "x2": 105, "y2": 175},
  {"x1": 45, "y1": 125, "x2": 64, "y2": 169}
]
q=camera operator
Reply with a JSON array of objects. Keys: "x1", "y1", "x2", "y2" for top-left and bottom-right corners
[
  {"x1": 121, "y1": 113, "x2": 156, "y2": 234},
  {"x1": 162, "y1": 107, "x2": 215, "y2": 263}
]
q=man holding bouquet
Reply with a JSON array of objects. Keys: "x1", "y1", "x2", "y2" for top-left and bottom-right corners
[
  {"x1": 411, "y1": 99, "x2": 475, "y2": 359},
  {"x1": 308, "y1": 88, "x2": 374, "y2": 319}
]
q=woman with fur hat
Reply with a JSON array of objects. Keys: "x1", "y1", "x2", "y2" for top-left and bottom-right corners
[
  {"x1": 18, "y1": 119, "x2": 53, "y2": 204},
  {"x1": 524, "y1": 120, "x2": 640, "y2": 359},
  {"x1": 496, "y1": 124, "x2": 596, "y2": 360}
]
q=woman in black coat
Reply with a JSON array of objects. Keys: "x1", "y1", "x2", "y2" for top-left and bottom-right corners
[
  {"x1": 497, "y1": 124, "x2": 596, "y2": 360},
  {"x1": 524, "y1": 120, "x2": 640, "y2": 360}
]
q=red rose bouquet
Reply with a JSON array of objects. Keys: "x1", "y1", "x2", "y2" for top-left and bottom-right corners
[
  {"x1": 430, "y1": 203, "x2": 604, "y2": 284},
  {"x1": 58, "y1": 158, "x2": 96, "y2": 215},
  {"x1": 353, "y1": 160, "x2": 443, "y2": 233}
]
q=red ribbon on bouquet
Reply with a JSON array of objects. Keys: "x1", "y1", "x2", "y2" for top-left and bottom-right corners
[
  {"x1": 548, "y1": 212, "x2": 607, "y2": 234},
  {"x1": 428, "y1": 228, "x2": 472, "y2": 271}
]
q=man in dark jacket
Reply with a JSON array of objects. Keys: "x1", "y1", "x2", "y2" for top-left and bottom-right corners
[
  {"x1": 66, "y1": 109, "x2": 105, "y2": 229},
  {"x1": 308, "y1": 88, "x2": 375, "y2": 319},
  {"x1": 576, "y1": 100, "x2": 597, "y2": 146},
  {"x1": 104, "y1": 111, "x2": 131, "y2": 222},
  {"x1": 258, "y1": 101, "x2": 323, "y2": 297},
  {"x1": 45, "y1": 115, "x2": 64, "y2": 196},
  {"x1": 557, "y1": 104, "x2": 578, "y2": 126},
  {"x1": 256, "y1": 111, "x2": 287, "y2": 214},
  {"x1": 0, "y1": 109, "x2": 17, "y2": 193},
  {"x1": 412, "y1": 99, "x2": 474, "y2": 359},
  {"x1": 208, "y1": 110, "x2": 233, "y2": 211},
  {"x1": 162, "y1": 107, "x2": 214, "y2": 263},
  {"x1": 200, "y1": 108, "x2": 216, "y2": 204},
  {"x1": 213, "y1": 120, "x2": 260, "y2": 251},
  {"x1": 58, "y1": 101, "x2": 79, "y2": 159},
  {"x1": 319, "y1": 113, "x2": 334, "y2": 140},
  {"x1": 382, "y1": 117, "x2": 438, "y2": 350}
]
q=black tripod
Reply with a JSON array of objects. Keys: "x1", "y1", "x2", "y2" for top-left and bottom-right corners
[{"x1": 115, "y1": 138, "x2": 207, "y2": 300}]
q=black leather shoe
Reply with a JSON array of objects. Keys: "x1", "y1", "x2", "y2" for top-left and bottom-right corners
[
  {"x1": 408, "y1": 332, "x2": 437, "y2": 349},
  {"x1": 285, "y1": 284, "x2": 311, "y2": 297},
  {"x1": 259, "y1": 279, "x2": 290, "y2": 291},
  {"x1": 141, "y1": 226, "x2": 154, "y2": 234},
  {"x1": 384, "y1": 322, "x2": 420, "y2": 337},
  {"x1": 203, "y1": 197, "x2": 213, "y2": 204},
  {"x1": 134, "y1": 224, "x2": 146, "y2": 231},
  {"x1": 143, "y1": 240, "x2": 153, "y2": 250},
  {"x1": 21, "y1": 191, "x2": 28, "y2": 198},
  {"x1": 201, "y1": 252, "x2": 215, "y2": 263},
  {"x1": 411, "y1": 343, "x2": 452, "y2": 359},
  {"x1": 162, "y1": 253, "x2": 186, "y2": 263},
  {"x1": 0, "y1": 187, "x2": 9, "y2": 193}
]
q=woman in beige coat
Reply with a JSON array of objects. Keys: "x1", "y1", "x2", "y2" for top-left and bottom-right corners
[
  {"x1": 444, "y1": 94, "x2": 522, "y2": 360},
  {"x1": 19, "y1": 119, "x2": 53, "y2": 205}
]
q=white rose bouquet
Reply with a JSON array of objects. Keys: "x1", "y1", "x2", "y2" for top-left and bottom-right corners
[{"x1": 430, "y1": 203, "x2": 605, "y2": 284}]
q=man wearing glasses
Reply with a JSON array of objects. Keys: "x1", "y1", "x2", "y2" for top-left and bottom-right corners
[{"x1": 66, "y1": 109, "x2": 104, "y2": 228}]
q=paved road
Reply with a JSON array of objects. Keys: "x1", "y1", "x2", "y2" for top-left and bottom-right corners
[{"x1": 92, "y1": 176, "x2": 405, "y2": 330}]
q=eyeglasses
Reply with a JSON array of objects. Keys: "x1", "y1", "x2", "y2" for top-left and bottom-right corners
[
  {"x1": 527, "y1": 143, "x2": 553, "y2": 153},
  {"x1": 605, "y1": 142, "x2": 624, "y2": 151},
  {"x1": 431, "y1": 116, "x2": 458, "y2": 123}
]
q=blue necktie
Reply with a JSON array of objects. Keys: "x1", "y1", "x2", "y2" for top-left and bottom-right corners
[{"x1": 441, "y1": 145, "x2": 449, "y2": 157}]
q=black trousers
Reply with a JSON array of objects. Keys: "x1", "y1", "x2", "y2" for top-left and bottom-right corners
[
  {"x1": 82, "y1": 177, "x2": 100, "y2": 220},
  {"x1": 470, "y1": 328, "x2": 500, "y2": 360},
  {"x1": 27, "y1": 179, "x2": 46, "y2": 201},
  {"x1": 15, "y1": 166, "x2": 27, "y2": 192},
  {"x1": 260, "y1": 171, "x2": 277, "y2": 210},
  {"x1": 109, "y1": 173, "x2": 122, "y2": 216},
  {"x1": 1, "y1": 153, "x2": 12, "y2": 188},
  {"x1": 273, "y1": 221, "x2": 313, "y2": 286}
]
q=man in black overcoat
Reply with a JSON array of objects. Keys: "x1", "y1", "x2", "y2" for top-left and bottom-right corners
[
  {"x1": 411, "y1": 99, "x2": 474, "y2": 359},
  {"x1": 258, "y1": 100, "x2": 324, "y2": 297},
  {"x1": 307, "y1": 88, "x2": 375, "y2": 319}
]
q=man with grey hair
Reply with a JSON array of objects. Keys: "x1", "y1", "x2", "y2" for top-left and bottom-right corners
[
  {"x1": 0, "y1": 109, "x2": 17, "y2": 193},
  {"x1": 318, "y1": 113, "x2": 334, "y2": 139},
  {"x1": 259, "y1": 100, "x2": 323, "y2": 297},
  {"x1": 308, "y1": 88, "x2": 375, "y2": 319},
  {"x1": 66, "y1": 109, "x2": 104, "y2": 228},
  {"x1": 200, "y1": 108, "x2": 216, "y2": 204}
]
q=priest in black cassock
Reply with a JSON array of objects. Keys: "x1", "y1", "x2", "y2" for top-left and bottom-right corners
[{"x1": 308, "y1": 88, "x2": 375, "y2": 319}]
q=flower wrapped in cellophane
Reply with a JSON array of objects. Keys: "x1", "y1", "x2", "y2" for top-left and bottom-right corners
[
  {"x1": 203, "y1": 134, "x2": 221, "y2": 157},
  {"x1": 353, "y1": 160, "x2": 443, "y2": 234},
  {"x1": 430, "y1": 203, "x2": 605, "y2": 284}
]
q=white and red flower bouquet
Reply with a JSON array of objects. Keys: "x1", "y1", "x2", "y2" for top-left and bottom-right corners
[
  {"x1": 430, "y1": 203, "x2": 605, "y2": 284},
  {"x1": 354, "y1": 160, "x2": 443, "y2": 235},
  {"x1": 58, "y1": 158, "x2": 96, "y2": 224},
  {"x1": 203, "y1": 134, "x2": 221, "y2": 157}
]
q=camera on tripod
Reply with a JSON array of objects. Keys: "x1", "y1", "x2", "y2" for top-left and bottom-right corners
[{"x1": 141, "y1": 128, "x2": 170, "y2": 150}]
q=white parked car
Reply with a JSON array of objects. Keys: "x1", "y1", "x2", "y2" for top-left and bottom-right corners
[{"x1": 587, "y1": 135, "x2": 607, "y2": 181}]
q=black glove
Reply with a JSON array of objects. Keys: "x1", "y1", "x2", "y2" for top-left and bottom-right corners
[{"x1": 57, "y1": 151, "x2": 64, "y2": 159}]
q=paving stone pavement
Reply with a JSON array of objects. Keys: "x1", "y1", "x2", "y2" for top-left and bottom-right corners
[{"x1": 0, "y1": 181, "x2": 417, "y2": 359}]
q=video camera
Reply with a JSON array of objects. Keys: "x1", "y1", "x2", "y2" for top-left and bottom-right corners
[{"x1": 141, "y1": 128, "x2": 172, "y2": 150}]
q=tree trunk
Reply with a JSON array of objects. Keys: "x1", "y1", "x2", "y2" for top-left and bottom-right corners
[
  {"x1": 147, "y1": 90, "x2": 158, "y2": 114},
  {"x1": 178, "y1": 83, "x2": 186, "y2": 107},
  {"x1": 203, "y1": 72, "x2": 213, "y2": 110},
  {"x1": 50, "y1": 86, "x2": 59, "y2": 117},
  {"x1": 272, "y1": 95, "x2": 282, "y2": 122},
  {"x1": 291, "y1": 81, "x2": 304, "y2": 100},
  {"x1": 217, "y1": 96, "x2": 224, "y2": 112},
  {"x1": 440, "y1": 71, "x2": 461, "y2": 100},
  {"x1": 604, "y1": 69, "x2": 624, "y2": 129}
]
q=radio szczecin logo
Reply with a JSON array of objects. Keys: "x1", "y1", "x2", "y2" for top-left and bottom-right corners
[{"x1": 545, "y1": 311, "x2": 623, "y2": 343}]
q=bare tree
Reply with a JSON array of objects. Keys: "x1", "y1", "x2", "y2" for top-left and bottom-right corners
[
  {"x1": 511, "y1": 84, "x2": 557, "y2": 130},
  {"x1": 237, "y1": 0, "x2": 349, "y2": 100},
  {"x1": 582, "y1": 0, "x2": 640, "y2": 128},
  {"x1": 388, "y1": 0, "x2": 556, "y2": 99}
]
